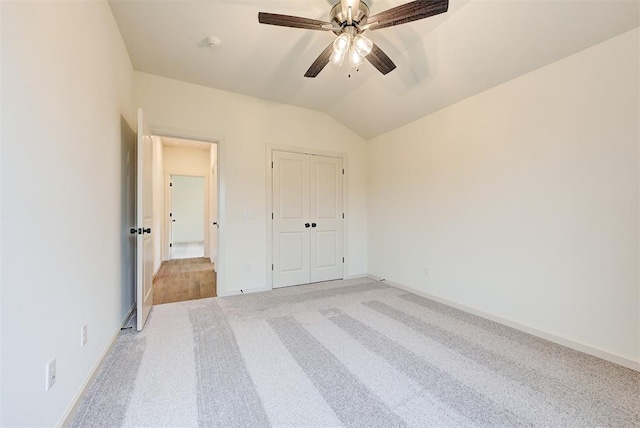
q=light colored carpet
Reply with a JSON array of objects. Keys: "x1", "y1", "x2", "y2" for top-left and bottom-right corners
[{"x1": 71, "y1": 279, "x2": 639, "y2": 427}]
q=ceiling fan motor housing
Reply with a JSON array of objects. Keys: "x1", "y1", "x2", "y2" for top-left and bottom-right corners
[{"x1": 330, "y1": 1, "x2": 370, "y2": 30}]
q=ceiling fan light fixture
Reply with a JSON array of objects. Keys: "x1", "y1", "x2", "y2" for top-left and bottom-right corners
[
  {"x1": 353, "y1": 34, "x2": 373, "y2": 57},
  {"x1": 330, "y1": 49, "x2": 347, "y2": 66},
  {"x1": 258, "y1": 0, "x2": 449, "y2": 78},
  {"x1": 333, "y1": 33, "x2": 352, "y2": 55},
  {"x1": 349, "y1": 47, "x2": 364, "y2": 68}
]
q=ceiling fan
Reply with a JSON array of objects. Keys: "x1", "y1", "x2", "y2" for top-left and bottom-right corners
[{"x1": 258, "y1": 0, "x2": 449, "y2": 78}]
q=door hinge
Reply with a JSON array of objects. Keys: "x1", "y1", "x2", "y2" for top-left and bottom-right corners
[
  {"x1": 342, "y1": 213, "x2": 344, "y2": 219},
  {"x1": 272, "y1": 213, "x2": 274, "y2": 220},
  {"x1": 169, "y1": 182, "x2": 172, "y2": 187},
  {"x1": 342, "y1": 257, "x2": 345, "y2": 263},
  {"x1": 271, "y1": 161, "x2": 274, "y2": 168},
  {"x1": 169, "y1": 212, "x2": 172, "y2": 217},
  {"x1": 272, "y1": 264, "x2": 274, "y2": 271},
  {"x1": 342, "y1": 168, "x2": 345, "y2": 175},
  {"x1": 169, "y1": 243, "x2": 172, "y2": 248}
]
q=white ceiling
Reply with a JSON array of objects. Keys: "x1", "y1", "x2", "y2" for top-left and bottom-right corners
[{"x1": 109, "y1": 0, "x2": 639, "y2": 139}]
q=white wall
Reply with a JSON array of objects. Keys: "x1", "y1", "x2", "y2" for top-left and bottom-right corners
[
  {"x1": 136, "y1": 72, "x2": 368, "y2": 295},
  {"x1": 171, "y1": 175, "x2": 205, "y2": 243},
  {"x1": 368, "y1": 29, "x2": 639, "y2": 366},
  {"x1": 1, "y1": 1, "x2": 135, "y2": 426},
  {"x1": 151, "y1": 136, "x2": 164, "y2": 274},
  {"x1": 163, "y1": 145, "x2": 210, "y2": 173}
]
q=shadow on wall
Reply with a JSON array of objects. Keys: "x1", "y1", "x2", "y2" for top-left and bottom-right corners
[{"x1": 120, "y1": 116, "x2": 136, "y2": 313}]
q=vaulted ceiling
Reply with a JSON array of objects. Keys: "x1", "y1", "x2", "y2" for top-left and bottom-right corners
[{"x1": 109, "y1": 0, "x2": 639, "y2": 139}]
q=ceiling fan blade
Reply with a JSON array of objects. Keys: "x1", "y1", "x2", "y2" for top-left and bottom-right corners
[
  {"x1": 258, "y1": 12, "x2": 333, "y2": 31},
  {"x1": 367, "y1": 0, "x2": 449, "y2": 31},
  {"x1": 365, "y1": 43, "x2": 397, "y2": 75},
  {"x1": 304, "y1": 43, "x2": 335, "y2": 78}
]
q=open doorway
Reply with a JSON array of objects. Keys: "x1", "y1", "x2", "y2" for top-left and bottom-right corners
[
  {"x1": 169, "y1": 175, "x2": 205, "y2": 259},
  {"x1": 151, "y1": 136, "x2": 218, "y2": 305}
]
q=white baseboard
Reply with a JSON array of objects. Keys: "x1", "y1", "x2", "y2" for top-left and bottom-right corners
[
  {"x1": 219, "y1": 277, "x2": 368, "y2": 297},
  {"x1": 217, "y1": 286, "x2": 272, "y2": 297},
  {"x1": 368, "y1": 275, "x2": 639, "y2": 372},
  {"x1": 58, "y1": 304, "x2": 136, "y2": 427},
  {"x1": 153, "y1": 261, "x2": 163, "y2": 279},
  {"x1": 344, "y1": 274, "x2": 368, "y2": 280}
]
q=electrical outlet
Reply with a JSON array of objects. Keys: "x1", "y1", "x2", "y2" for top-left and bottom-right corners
[
  {"x1": 81, "y1": 324, "x2": 87, "y2": 347},
  {"x1": 244, "y1": 263, "x2": 251, "y2": 272},
  {"x1": 45, "y1": 358, "x2": 56, "y2": 391},
  {"x1": 424, "y1": 266, "x2": 430, "y2": 276}
]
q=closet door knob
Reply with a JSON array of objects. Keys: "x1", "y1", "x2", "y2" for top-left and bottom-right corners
[
  {"x1": 311, "y1": 223, "x2": 317, "y2": 228},
  {"x1": 305, "y1": 223, "x2": 310, "y2": 228}
]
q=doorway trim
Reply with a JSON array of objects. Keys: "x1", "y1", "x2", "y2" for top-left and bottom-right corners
[
  {"x1": 164, "y1": 171, "x2": 209, "y2": 261},
  {"x1": 152, "y1": 126, "x2": 226, "y2": 296},
  {"x1": 265, "y1": 144, "x2": 349, "y2": 290}
]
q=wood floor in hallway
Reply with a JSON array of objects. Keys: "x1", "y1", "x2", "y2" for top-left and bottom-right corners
[{"x1": 153, "y1": 257, "x2": 217, "y2": 305}]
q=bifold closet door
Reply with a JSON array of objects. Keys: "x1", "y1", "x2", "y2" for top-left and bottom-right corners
[{"x1": 272, "y1": 151, "x2": 343, "y2": 288}]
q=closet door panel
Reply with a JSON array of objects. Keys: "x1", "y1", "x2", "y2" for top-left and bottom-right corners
[
  {"x1": 273, "y1": 151, "x2": 311, "y2": 288},
  {"x1": 310, "y1": 155, "x2": 343, "y2": 283}
]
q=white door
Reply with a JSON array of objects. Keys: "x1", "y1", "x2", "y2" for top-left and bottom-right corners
[
  {"x1": 170, "y1": 175, "x2": 205, "y2": 259},
  {"x1": 136, "y1": 108, "x2": 154, "y2": 331},
  {"x1": 272, "y1": 151, "x2": 343, "y2": 288},
  {"x1": 273, "y1": 151, "x2": 311, "y2": 288},
  {"x1": 310, "y1": 155, "x2": 344, "y2": 283},
  {"x1": 209, "y1": 145, "x2": 218, "y2": 265}
]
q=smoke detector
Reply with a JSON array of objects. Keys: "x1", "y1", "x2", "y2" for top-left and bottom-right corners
[{"x1": 206, "y1": 36, "x2": 222, "y2": 48}]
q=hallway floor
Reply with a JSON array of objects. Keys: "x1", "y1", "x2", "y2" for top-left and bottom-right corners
[{"x1": 153, "y1": 258, "x2": 216, "y2": 305}]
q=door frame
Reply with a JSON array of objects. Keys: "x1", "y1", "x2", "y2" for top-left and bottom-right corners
[
  {"x1": 265, "y1": 144, "x2": 349, "y2": 290},
  {"x1": 164, "y1": 171, "x2": 209, "y2": 261},
  {"x1": 152, "y1": 126, "x2": 226, "y2": 295}
]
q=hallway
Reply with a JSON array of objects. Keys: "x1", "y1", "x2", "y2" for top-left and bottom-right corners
[
  {"x1": 170, "y1": 241, "x2": 205, "y2": 259},
  {"x1": 153, "y1": 258, "x2": 217, "y2": 304}
]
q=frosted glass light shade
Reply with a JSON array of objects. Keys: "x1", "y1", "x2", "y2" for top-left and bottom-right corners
[
  {"x1": 350, "y1": 47, "x2": 364, "y2": 68},
  {"x1": 333, "y1": 33, "x2": 352, "y2": 54},
  {"x1": 330, "y1": 49, "x2": 347, "y2": 66},
  {"x1": 353, "y1": 35, "x2": 373, "y2": 57}
]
